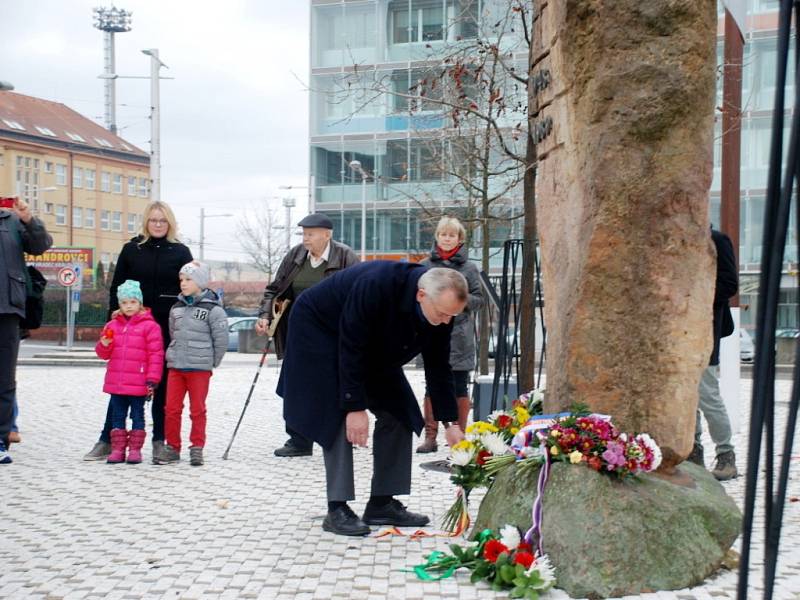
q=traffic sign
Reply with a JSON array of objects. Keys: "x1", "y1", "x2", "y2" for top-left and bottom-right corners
[
  {"x1": 72, "y1": 290, "x2": 81, "y2": 313},
  {"x1": 57, "y1": 267, "x2": 78, "y2": 287},
  {"x1": 72, "y1": 265, "x2": 83, "y2": 291}
]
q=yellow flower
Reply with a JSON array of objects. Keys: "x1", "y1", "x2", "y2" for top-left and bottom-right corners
[
  {"x1": 453, "y1": 440, "x2": 474, "y2": 452},
  {"x1": 569, "y1": 451, "x2": 583, "y2": 464},
  {"x1": 514, "y1": 406, "x2": 530, "y2": 425},
  {"x1": 510, "y1": 427, "x2": 519, "y2": 435},
  {"x1": 466, "y1": 421, "x2": 499, "y2": 435},
  {"x1": 550, "y1": 430, "x2": 561, "y2": 438},
  {"x1": 550, "y1": 446, "x2": 559, "y2": 456}
]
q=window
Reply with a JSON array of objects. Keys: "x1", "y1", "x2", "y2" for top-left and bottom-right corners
[
  {"x1": 101, "y1": 210, "x2": 110, "y2": 230},
  {"x1": 44, "y1": 161, "x2": 53, "y2": 173},
  {"x1": 33, "y1": 159, "x2": 39, "y2": 170},
  {"x1": 55, "y1": 164, "x2": 67, "y2": 186},
  {"x1": 85, "y1": 208, "x2": 95, "y2": 228},
  {"x1": 128, "y1": 176, "x2": 137, "y2": 195},
  {"x1": 127, "y1": 213, "x2": 137, "y2": 233},
  {"x1": 34, "y1": 125, "x2": 57, "y2": 137},
  {"x1": 101, "y1": 171, "x2": 111, "y2": 192},
  {"x1": 44, "y1": 202, "x2": 53, "y2": 214},
  {"x1": 55, "y1": 204, "x2": 66, "y2": 225},
  {"x1": 94, "y1": 137, "x2": 114, "y2": 148},
  {"x1": 85, "y1": 169, "x2": 95, "y2": 190},
  {"x1": 66, "y1": 132, "x2": 86, "y2": 142},
  {"x1": 72, "y1": 167, "x2": 82, "y2": 188},
  {"x1": 113, "y1": 174, "x2": 123, "y2": 194},
  {"x1": 111, "y1": 211, "x2": 122, "y2": 231},
  {"x1": 391, "y1": 1, "x2": 444, "y2": 44},
  {"x1": 120, "y1": 142, "x2": 133, "y2": 151},
  {"x1": 2, "y1": 119, "x2": 25, "y2": 131},
  {"x1": 139, "y1": 177, "x2": 148, "y2": 197},
  {"x1": 72, "y1": 207, "x2": 83, "y2": 228}
]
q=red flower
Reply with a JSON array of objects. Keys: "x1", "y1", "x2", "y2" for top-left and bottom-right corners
[
  {"x1": 516, "y1": 542, "x2": 533, "y2": 553},
  {"x1": 483, "y1": 540, "x2": 509, "y2": 563},
  {"x1": 513, "y1": 551, "x2": 535, "y2": 569},
  {"x1": 496, "y1": 415, "x2": 513, "y2": 429},
  {"x1": 476, "y1": 450, "x2": 492, "y2": 466},
  {"x1": 587, "y1": 455, "x2": 603, "y2": 471}
]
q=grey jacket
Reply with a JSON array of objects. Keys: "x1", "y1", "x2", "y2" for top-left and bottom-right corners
[
  {"x1": 166, "y1": 289, "x2": 228, "y2": 370},
  {"x1": 421, "y1": 245, "x2": 484, "y2": 371},
  {"x1": 0, "y1": 211, "x2": 53, "y2": 318},
  {"x1": 258, "y1": 240, "x2": 359, "y2": 358}
]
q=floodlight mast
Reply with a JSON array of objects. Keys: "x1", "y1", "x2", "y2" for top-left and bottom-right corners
[{"x1": 92, "y1": 6, "x2": 132, "y2": 134}]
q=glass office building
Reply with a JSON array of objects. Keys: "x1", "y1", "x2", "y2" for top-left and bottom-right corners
[
  {"x1": 309, "y1": 1, "x2": 797, "y2": 329},
  {"x1": 309, "y1": 0, "x2": 526, "y2": 262},
  {"x1": 710, "y1": 0, "x2": 797, "y2": 332}
]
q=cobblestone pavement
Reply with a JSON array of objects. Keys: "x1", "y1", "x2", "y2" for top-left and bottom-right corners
[{"x1": 3, "y1": 353, "x2": 799, "y2": 599}]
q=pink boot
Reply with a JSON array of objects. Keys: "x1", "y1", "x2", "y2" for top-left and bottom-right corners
[
  {"x1": 107, "y1": 429, "x2": 128, "y2": 464},
  {"x1": 127, "y1": 430, "x2": 146, "y2": 464}
]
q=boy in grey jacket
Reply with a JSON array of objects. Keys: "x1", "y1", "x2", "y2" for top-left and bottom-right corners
[{"x1": 156, "y1": 261, "x2": 228, "y2": 466}]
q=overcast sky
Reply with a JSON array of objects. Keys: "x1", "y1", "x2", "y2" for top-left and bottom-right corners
[{"x1": 0, "y1": 0, "x2": 310, "y2": 262}]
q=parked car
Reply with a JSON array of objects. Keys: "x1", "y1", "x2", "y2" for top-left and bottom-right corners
[
  {"x1": 740, "y1": 329, "x2": 754, "y2": 363},
  {"x1": 227, "y1": 317, "x2": 258, "y2": 352}
]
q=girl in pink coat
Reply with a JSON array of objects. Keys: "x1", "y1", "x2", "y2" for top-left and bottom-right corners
[{"x1": 95, "y1": 280, "x2": 164, "y2": 464}]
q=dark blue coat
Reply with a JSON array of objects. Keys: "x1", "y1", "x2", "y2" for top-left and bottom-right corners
[{"x1": 276, "y1": 261, "x2": 459, "y2": 449}]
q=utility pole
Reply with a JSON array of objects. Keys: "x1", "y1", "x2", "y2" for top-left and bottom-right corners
[
  {"x1": 92, "y1": 6, "x2": 132, "y2": 135},
  {"x1": 142, "y1": 49, "x2": 167, "y2": 201}
]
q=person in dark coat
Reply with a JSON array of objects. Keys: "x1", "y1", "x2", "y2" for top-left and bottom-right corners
[
  {"x1": 687, "y1": 227, "x2": 738, "y2": 481},
  {"x1": 255, "y1": 212, "x2": 358, "y2": 457},
  {"x1": 0, "y1": 196, "x2": 52, "y2": 464},
  {"x1": 83, "y1": 201, "x2": 193, "y2": 463},
  {"x1": 417, "y1": 216, "x2": 484, "y2": 453},
  {"x1": 276, "y1": 261, "x2": 468, "y2": 536}
]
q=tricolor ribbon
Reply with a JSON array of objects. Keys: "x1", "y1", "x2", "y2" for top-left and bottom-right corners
[{"x1": 524, "y1": 440, "x2": 551, "y2": 556}]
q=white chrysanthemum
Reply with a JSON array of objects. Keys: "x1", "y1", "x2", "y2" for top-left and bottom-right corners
[
  {"x1": 482, "y1": 432, "x2": 509, "y2": 456},
  {"x1": 499, "y1": 524, "x2": 520, "y2": 550},
  {"x1": 528, "y1": 553, "x2": 555, "y2": 586},
  {"x1": 531, "y1": 389, "x2": 545, "y2": 406},
  {"x1": 637, "y1": 433, "x2": 662, "y2": 470},
  {"x1": 450, "y1": 447, "x2": 475, "y2": 467},
  {"x1": 488, "y1": 410, "x2": 507, "y2": 422}
]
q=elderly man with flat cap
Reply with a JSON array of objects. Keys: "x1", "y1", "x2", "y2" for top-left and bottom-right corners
[{"x1": 256, "y1": 212, "x2": 359, "y2": 457}]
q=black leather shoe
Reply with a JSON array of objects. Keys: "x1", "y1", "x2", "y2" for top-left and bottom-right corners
[
  {"x1": 362, "y1": 498, "x2": 430, "y2": 527},
  {"x1": 273, "y1": 443, "x2": 312, "y2": 457},
  {"x1": 322, "y1": 505, "x2": 370, "y2": 536}
]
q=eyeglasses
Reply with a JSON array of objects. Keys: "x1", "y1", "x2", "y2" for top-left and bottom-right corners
[{"x1": 148, "y1": 218, "x2": 169, "y2": 225}]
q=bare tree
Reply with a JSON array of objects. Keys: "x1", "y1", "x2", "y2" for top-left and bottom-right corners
[
  {"x1": 326, "y1": 0, "x2": 533, "y2": 377},
  {"x1": 236, "y1": 205, "x2": 285, "y2": 281}
]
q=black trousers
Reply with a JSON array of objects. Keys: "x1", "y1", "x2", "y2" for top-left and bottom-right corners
[
  {"x1": 0, "y1": 314, "x2": 21, "y2": 446},
  {"x1": 323, "y1": 409, "x2": 412, "y2": 502},
  {"x1": 285, "y1": 424, "x2": 312, "y2": 450}
]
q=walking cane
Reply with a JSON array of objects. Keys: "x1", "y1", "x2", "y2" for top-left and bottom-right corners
[{"x1": 222, "y1": 300, "x2": 290, "y2": 460}]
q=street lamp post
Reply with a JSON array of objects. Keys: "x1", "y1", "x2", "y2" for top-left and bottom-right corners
[
  {"x1": 282, "y1": 197, "x2": 296, "y2": 252},
  {"x1": 199, "y1": 208, "x2": 233, "y2": 261},
  {"x1": 349, "y1": 160, "x2": 368, "y2": 261}
]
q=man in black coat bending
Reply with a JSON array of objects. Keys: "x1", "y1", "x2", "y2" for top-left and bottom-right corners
[{"x1": 276, "y1": 261, "x2": 468, "y2": 536}]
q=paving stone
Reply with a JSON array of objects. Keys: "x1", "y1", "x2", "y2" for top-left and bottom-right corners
[{"x1": 3, "y1": 358, "x2": 798, "y2": 599}]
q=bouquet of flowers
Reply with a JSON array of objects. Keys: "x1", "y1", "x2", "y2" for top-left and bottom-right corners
[
  {"x1": 512, "y1": 412, "x2": 663, "y2": 478},
  {"x1": 442, "y1": 390, "x2": 544, "y2": 532},
  {"x1": 412, "y1": 525, "x2": 555, "y2": 599}
]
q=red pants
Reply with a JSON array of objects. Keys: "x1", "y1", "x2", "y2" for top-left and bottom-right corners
[{"x1": 164, "y1": 369, "x2": 211, "y2": 452}]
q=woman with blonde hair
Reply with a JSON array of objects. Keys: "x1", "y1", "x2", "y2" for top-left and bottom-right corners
[
  {"x1": 84, "y1": 200, "x2": 193, "y2": 463},
  {"x1": 417, "y1": 216, "x2": 484, "y2": 453}
]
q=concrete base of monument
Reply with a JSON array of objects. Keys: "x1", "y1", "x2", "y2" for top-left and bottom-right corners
[{"x1": 472, "y1": 460, "x2": 741, "y2": 599}]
